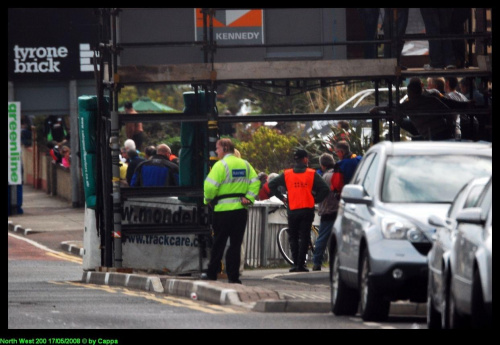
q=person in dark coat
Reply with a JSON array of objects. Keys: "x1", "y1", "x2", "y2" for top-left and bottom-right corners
[
  {"x1": 268, "y1": 149, "x2": 329, "y2": 272},
  {"x1": 130, "y1": 144, "x2": 179, "y2": 187},
  {"x1": 126, "y1": 149, "x2": 145, "y2": 186}
]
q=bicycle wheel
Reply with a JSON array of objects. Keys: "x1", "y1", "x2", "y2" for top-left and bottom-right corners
[
  {"x1": 278, "y1": 226, "x2": 315, "y2": 266},
  {"x1": 310, "y1": 226, "x2": 329, "y2": 265},
  {"x1": 277, "y1": 227, "x2": 294, "y2": 265},
  {"x1": 308, "y1": 226, "x2": 318, "y2": 263}
]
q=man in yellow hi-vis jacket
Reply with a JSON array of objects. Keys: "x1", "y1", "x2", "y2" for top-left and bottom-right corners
[{"x1": 202, "y1": 138, "x2": 260, "y2": 284}]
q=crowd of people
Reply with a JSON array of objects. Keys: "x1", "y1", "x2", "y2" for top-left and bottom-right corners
[
  {"x1": 45, "y1": 115, "x2": 72, "y2": 168},
  {"x1": 116, "y1": 103, "x2": 180, "y2": 188},
  {"x1": 196, "y1": 133, "x2": 364, "y2": 282},
  {"x1": 355, "y1": 9, "x2": 491, "y2": 143},
  {"x1": 370, "y1": 75, "x2": 489, "y2": 142},
  {"x1": 118, "y1": 139, "x2": 179, "y2": 188},
  {"x1": 47, "y1": 139, "x2": 71, "y2": 169}
]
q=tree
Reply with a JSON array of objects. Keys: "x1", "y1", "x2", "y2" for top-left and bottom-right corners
[
  {"x1": 302, "y1": 121, "x2": 369, "y2": 170},
  {"x1": 237, "y1": 126, "x2": 299, "y2": 174}
]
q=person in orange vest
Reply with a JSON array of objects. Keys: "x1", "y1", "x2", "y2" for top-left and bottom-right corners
[{"x1": 268, "y1": 149, "x2": 329, "y2": 272}]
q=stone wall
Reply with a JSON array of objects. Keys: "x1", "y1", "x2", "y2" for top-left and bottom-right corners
[
  {"x1": 55, "y1": 164, "x2": 72, "y2": 202},
  {"x1": 21, "y1": 143, "x2": 83, "y2": 205}
]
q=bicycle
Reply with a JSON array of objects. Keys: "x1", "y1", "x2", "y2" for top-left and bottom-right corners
[{"x1": 274, "y1": 204, "x2": 329, "y2": 267}]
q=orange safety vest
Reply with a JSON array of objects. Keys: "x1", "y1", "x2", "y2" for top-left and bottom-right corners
[{"x1": 284, "y1": 168, "x2": 316, "y2": 210}]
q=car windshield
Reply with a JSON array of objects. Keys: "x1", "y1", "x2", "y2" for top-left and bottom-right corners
[{"x1": 382, "y1": 155, "x2": 492, "y2": 203}]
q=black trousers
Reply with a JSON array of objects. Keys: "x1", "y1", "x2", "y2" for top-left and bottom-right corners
[
  {"x1": 206, "y1": 208, "x2": 248, "y2": 281},
  {"x1": 288, "y1": 210, "x2": 315, "y2": 267},
  {"x1": 132, "y1": 131, "x2": 144, "y2": 151}
]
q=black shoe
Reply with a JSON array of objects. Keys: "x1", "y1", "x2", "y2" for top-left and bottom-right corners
[
  {"x1": 289, "y1": 266, "x2": 298, "y2": 272},
  {"x1": 200, "y1": 273, "x2": 216, "y2": 281},
  {"x1": 312, "y1": 265, "x2": 321, "y2": 271},
  {"x1": 228, "y1": 279, "x2": 242, "y2": 284},
  {"x1": 297, "y1": 266, "x2": 309, "y2": 272}
]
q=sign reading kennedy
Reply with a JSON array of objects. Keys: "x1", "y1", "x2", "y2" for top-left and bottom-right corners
[{"x1": 195, "y1": 9, "x2": 264, "y2": 45}]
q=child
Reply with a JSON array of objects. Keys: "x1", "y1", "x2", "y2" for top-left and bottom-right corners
[{"x1": 61, "y1": 146, "x2": 71, "y2": 168}]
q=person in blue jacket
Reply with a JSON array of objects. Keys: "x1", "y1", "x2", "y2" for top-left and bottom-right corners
[
  {"x1": 130, "y1": 144, "x2": 179, "y2": 187},
  {"x1": 331, "y1": 140, "x2": 362, "y2": 197}
]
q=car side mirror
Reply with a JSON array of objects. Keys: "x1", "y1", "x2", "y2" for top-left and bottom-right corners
[
  {"x1": 428, "y1": 215, "x2": 446, "y2": 228},
  {"x1": 428, "y1": 214, "x2": 455, "y2": 235},
  {"x1": 456, "y1": 207, "x2": 483, "y2": 225},
  {"x1": 341, "y1": 184, "x2": 372, "y2": 205}
]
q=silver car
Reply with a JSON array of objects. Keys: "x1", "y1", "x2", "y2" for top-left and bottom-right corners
[
  {"x1": 448, "y1": 177, "x2": 492, "y2": 328},
  {"x1": 329, "y1": 141, "x2": 492, "y2": 322},
  {"x1": 427, "y1": 176, "x2": 490, "y2": 329}
]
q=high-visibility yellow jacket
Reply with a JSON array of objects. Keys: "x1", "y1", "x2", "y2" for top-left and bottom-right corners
[
  {"x1": 119, "y1": 162, "x2": 128, "y2": 181},
  {"x1": 204, "y1": 154, "x2": 260, "y2": 212}
]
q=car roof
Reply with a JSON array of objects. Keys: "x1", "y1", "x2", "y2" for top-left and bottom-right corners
[
  {"x1": 449, "y1": 175, "x2": 490, "y2": 213},
  {"x1": 466, "y1": 176, "x2": 491, "y2": 188},
  {"x1": 368, "y1": 141, "x2": 492, "y2": 157}
]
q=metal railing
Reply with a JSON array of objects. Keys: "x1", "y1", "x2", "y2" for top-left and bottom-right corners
[
  {"x1": 241, "y1": 201, "x2": 320, "y2": 268},
  {"x1": 242, "y1": 203, "x2": 287, "y2": 268}
]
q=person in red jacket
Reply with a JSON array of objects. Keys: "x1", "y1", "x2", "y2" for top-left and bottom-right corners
[
  {"x1": 47, "y1": 141, "x2": 62, "y2": 164},
  {"x1": 268, "y1": 149, "x2": 329, "y2": 272},
  {"x1": 331, "y1": 140, "x2": 362, "y2": 198},
  {"x1": 258, "y1": 173, "x2": 279, "y2": 200}
]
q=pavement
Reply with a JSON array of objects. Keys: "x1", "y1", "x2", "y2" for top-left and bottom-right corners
[{"x1": 8, "y1": 184, "x2": 426, "y2": 316}]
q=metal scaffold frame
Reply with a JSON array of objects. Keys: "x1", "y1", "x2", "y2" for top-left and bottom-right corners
[{"x1": 93, "y1": 8, "x2": 492, "y2": 270}]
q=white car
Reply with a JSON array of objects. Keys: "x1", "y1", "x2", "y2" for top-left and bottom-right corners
[
  {"x1": 329, "y1": 141, "x2": 492, "y2": 322},
  {"x1": 448, "y1": 177, "x2": 492, "y2": 328},
  {"x1": 427, "y1": 176, "x2": 490, "y2": 329}
]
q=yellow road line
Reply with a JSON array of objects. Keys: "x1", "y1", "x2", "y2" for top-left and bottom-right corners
[
  {"x1": 9, "y1": 232, "x2": 83, "y2": 265},
  {"x1": 50, "y1": 281, "x2": 242, "y2": 314},
  {"x1": 50, "y1": 280, "x2": 118, "y2": 293},
  {"x1": 46, "y1": 251, "x2": 83, "y2": 264}
]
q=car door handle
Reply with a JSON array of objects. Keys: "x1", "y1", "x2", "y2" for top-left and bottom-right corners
[{"x1": 348, "y1": 204, "x2": 356, "y2": 211}]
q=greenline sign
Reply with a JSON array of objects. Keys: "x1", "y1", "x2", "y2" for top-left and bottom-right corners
[{"x1": 8, "y1": 102, "x2": 21, "y2": 185}]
